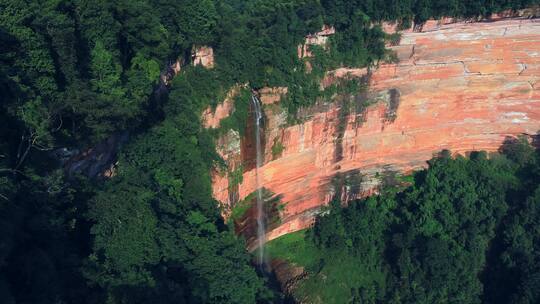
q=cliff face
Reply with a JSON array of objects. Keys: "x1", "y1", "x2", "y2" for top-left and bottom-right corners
[
  {"x1": 192, "y1": 45, "x2": 214, "y2": 68},
  {"x1": 207, "y1": 17, "x2": 540, "y2": 244}
]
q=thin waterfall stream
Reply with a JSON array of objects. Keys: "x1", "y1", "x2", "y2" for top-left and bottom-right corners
[{"x1": 251, "y1": 93, "x2": 267, "y2": 267}]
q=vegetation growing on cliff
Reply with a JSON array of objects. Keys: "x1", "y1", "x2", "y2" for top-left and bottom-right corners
[
  {"x1": 1, "y1": 0, "x2": 539, "y2": 303},
  {"x1": 267, "y1": 139, "x2": 540, "y2": 304},
  {"x1": 271, "y1": 138, "x2": 285, "y2": 160}
]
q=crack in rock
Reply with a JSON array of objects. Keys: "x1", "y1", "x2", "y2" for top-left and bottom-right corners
[
  {"x1": 461, "y1": 61, "x2": 472, "y2": 75},
  {"x1": 409, "y1": 45, "x2": 416, "y2": 59},
  {"x1": 518, "y1": 63, "x2": 527, "y2": 75}
]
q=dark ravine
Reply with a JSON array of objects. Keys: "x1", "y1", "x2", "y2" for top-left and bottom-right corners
[{"x1": 62, "y1": 47, "x2": 211, "y2": 180}]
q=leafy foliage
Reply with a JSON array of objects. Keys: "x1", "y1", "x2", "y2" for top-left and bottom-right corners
[
  {"x1": 268, "y1": 142, "x2": 540, "y2": 303},
  {"x1": 1, "y1": 0, "x2": 539, "y2": 303}
]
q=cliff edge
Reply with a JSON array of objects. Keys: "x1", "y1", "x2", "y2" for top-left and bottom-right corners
[{"x1": 208, "y1": 16, "x2": 540, "y2": 245}]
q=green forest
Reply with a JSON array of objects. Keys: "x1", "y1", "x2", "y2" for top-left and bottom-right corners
[
  {"x1": 267, "y1": 139, "x2": 540, "y2": 303},
  {"x1": 1, "y1": 0, "x2": 539, "y2": 303}
]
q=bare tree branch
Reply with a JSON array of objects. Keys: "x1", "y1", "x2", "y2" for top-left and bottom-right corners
[
  {"x1": 16, "y1": 133, "x2": 25, "y2": 161},
  {"x1": 15, "y1": 134, "x2": 33, "y2": 170},
  {"x1": 0, "y1": 168, "x2": 23, "y2": 174},
  {"x1": 52, "y1": 114, "x2": 63, "y2": 132},
  {"x1": 33, "y1": 142, "x2": 55, "y2": 151}
]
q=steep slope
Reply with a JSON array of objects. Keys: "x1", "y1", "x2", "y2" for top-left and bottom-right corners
[{"x1": 209, "y1": 17, "x2": 540, "y2": 245}]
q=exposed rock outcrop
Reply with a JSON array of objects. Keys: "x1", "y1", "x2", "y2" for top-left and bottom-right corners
[
  {"x1": 258, "y1": 87, "x2": 288, "y2": 105},
  {"x1": 202, "y1": 86, "x2": 243, "y2": 129},
  {"x1": 65, "y1": 132, "x2": 129, "y2": 179},
  {"x1": 297, "y1": 25, "x2": 335, "y2": 58},
  {"x1": 211, "y1": 17, "x2": 540, "y2": 244},
  {"x1": 192, "y1": 45, "x2": 214, "y2": 68},
  {"x1": 381, "y1": 7, "x2": 540, "y2": 34},
  {"x1": 160, "y1": 59, "x2": 183, "y2": 86},
  {"x1": 271, "y1": 259, "x2": 307, "y2": 296}
]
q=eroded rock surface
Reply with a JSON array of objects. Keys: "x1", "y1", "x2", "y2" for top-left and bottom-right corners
[
  {"x1": 258, "y1": 87, "x2": 288, "y2": 105},
  {"x1": 271, "y1": 259, "x2": 307, "y2": 296},
  {"x1": 211, "y1": 17, "x2": 540, "y2": 244},
  {"x1": 65, "y1": 132, "x2": 129, "y2": 179},
  {"x1": 192, "y1": 45, "x2": 214, "y2": 68},
  {"x1": 297, "y1": 25, "x2": 335, "y2": 59},
  {"x1": 202, "y1": 86, "x2": 242, "y2": 128}
]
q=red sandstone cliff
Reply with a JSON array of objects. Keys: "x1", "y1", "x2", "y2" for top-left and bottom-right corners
[{"x1": 206, "y1": 17, "x2": 540, "y2": 245}]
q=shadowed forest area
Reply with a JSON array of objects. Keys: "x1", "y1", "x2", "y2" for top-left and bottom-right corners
[{"x1": 1, "y1": 0, "x2": 539, "y2": 303}]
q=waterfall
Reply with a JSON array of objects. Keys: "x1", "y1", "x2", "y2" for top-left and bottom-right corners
[{"x1": 251, "y1": 94, "x2": 267, "y2": 267}]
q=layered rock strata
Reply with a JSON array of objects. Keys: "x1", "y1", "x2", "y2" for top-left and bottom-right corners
[{"x1": 208, "y1": 17, "x2": 540, "y2": 244}]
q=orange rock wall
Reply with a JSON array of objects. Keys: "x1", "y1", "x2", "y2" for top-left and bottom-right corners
[
  {"x1": 202, "y1": 86, "x2": 243, "y2": 129},
  {"x1": 212, "y1": 17, "x2": 540, "y2": 243}
]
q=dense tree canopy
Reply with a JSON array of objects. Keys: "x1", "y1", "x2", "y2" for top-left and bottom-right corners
[
  {"x1": 267, "y1": 140, "x2": 540, "y2": 303},
  {"x1": 1, "y1": 0, "x2": 538, "y2": 303}
]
